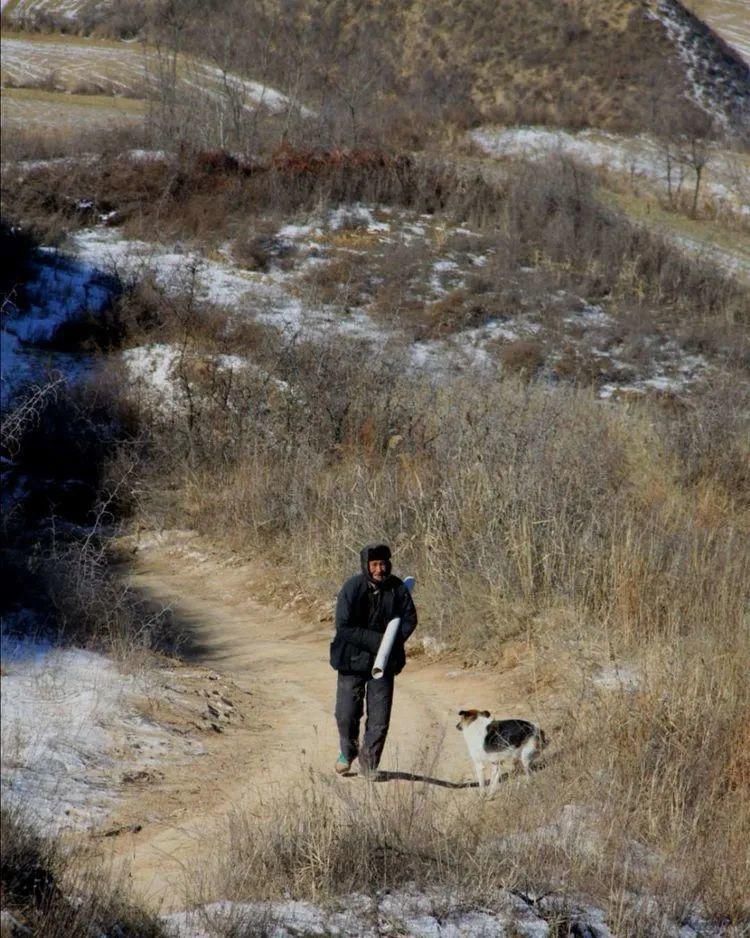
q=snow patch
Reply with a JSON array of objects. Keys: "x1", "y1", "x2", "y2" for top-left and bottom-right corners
[
  {"x1": 328, "y1": 204, "x2": 390, "y2": 232},
  {"x1": 0, "y1": 629, "x2": 201, "y2": 833},
  {"x1": 471, "y1": 126, "x2": 750, "y2": 216},
  {"x1": 163, "y1": 887, "x2": 551, "y2": 938}
]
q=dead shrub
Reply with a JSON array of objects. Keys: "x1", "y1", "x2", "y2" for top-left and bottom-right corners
[
  {"x1": 216, "y1": 776, "x2": 452, "y2": 900},
  {"x1": 368, "y1": 239, "x2": 435, "y2": 328},
  {"x1": 549, "y1": 344, "x2": 620, "y2": 387},
  {"x1": 231, "y1": 230, "x2": 295, "y2": 272},
  {"x1": 660, "y1": 376, "x2": 750, "y2": 505},
  {"x1": 598, "y1": 644, "x2": 750, "y2": 922},
  {"x1": 37, "y1": 534, "x2": 170, "y2": 658},
  {"x1": 304, "y1": 255, "x2": 369, "y2": 306},
  {"x1": 499, "y1": 339, "x2": 546, "y2": 379},
  {"x1": 111, "y1": 274, "x2": 234, "y2": 351},
  {"x1": 415, "y1": 289, "x2": 477, "y2": 339}
]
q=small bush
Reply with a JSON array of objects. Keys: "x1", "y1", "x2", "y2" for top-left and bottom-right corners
[
  {"x1": 215, "y1": 766, "x2": 487, "y2": 903},
  {"x1": 231, "y1": 230, "x2": 295, "y2": 271},
  {"x1": 303, "y1": 254, "x2": 368, "y2": 306},
  {"x1": 499, "y1": 339, "x2": 546, "y2": 379},
  {"x1": 661, "y1": 375, "x2": 750, "y2": 504},
  {"x1": 417, "y1": 289, "x2": 491, "y2": 339}
]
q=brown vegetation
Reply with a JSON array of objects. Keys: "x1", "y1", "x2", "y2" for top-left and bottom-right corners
[
  {"x1": 47, "y1": 0, "x2": 736, "y2": 141},
  {"x1": 126, "y1": 333, "x2": 748, "y2": 925},
  {"x1": 0, "y1": 806, "x2": 167, "y2": 937},
  {"x1": 5, "y1": 149, "x2": 747, "y2": 355},
  {"x1": 2, "y1": 105, "x2": 749, "y2": 928}
]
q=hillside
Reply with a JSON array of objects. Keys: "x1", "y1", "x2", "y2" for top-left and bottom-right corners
[
  {"x1": 3, "y1": 0, "x2": 749, "y2": 143},
  {"x1": 1, "y1": 2, "x2": 749, "y2": 937}
]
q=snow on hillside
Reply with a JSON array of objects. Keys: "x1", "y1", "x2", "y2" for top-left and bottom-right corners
[
  {"x1": 70, "y1": 227, "x2": 378, "y2": 339},
  {"x1": 0, "y1": 628, "x2": 204, "y2": 833},
  {"x1": 1, "y1": 37, "x2": 145, "y2": 89},
  {"x1": 0, "y1": 34, "x2": 314, "y2": 126},
  {"x1": 163, "y1": 888, "x2": 556, "y2": 938},
  {"x1": 2, "y1": 0, "x2": 100, "y2": 18},
  {"x1": 648, "y1": 0, "x2": 750, "y2": 130},
  {"x1": 2, "y1": 181, "x2": 728, "y2": 424},
  {"x1": 162, "y1": 883, "x2": 736, "y2": 938},
  {"x1": 685, "y1": 0, "x2": 750, "y2": 65},
  {"x1": 471, "y1": 126, "x2": 750, "y2": 216}
]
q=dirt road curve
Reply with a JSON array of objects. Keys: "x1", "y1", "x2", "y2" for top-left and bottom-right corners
[{"x1": 102, "y1": 532, "x2": 553, "y2": 914}]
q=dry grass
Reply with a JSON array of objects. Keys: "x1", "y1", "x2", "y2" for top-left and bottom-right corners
[
  {"x1": 0, "y1": 120, "x2": 148, "y2": 166},
  {"x1": 0, "y1": 806, "x2": 167, "y2": 937},
  {"x1": 118, "y1": 318, "x2": 748, "y2": 921},
  {"x1": 4, "y1": 123, "x2": 749, "y2": 927},
  {"x1": 126, "y1": 302, "x2": 748, "y2": 649},
  {"x1": 209, "y1": 645, "x2": 749, "y2": 927},
  {"x1": 499, "y1": 339, "x2": 546, "y2": 379}
]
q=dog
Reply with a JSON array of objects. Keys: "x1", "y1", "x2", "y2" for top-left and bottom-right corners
[{"x1": 456, "y1": 710, "x2": 547, "y2": 796}]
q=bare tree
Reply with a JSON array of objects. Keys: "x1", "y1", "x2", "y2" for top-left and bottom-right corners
[
  {"x1": 144, "y1": 0, "x2": 203, "y2": 144},
  {"x1": 679, "y1": 110, "x2": 716, "y2": 218}
]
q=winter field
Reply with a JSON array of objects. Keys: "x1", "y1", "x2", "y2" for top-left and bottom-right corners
[
  {"x1": 2, "y1": 3, "x2": 749, "y2": 937},
  {"x1": 1, "y1": 34, "x2": 147, "y2": 93},
  {"x1": 683, "y1": 0, "x2": 750, "y2": 64},
  {"x1": 0, "y1": 31, "x2": 308, "y2": 139},
  {"x1": 1, "y1": 0, "x2": 99, "y2": 18}
]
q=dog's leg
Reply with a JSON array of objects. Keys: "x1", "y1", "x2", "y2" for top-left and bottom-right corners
[
  {"x1": 487, "y1": 761, "x2": 501, "y2": 797},
  {"x1": 473, "y1": 760, "x2": 485, "y2": 794},
  {"x1": 520, "y1": 739, "x2": 536, "y2": 778}
]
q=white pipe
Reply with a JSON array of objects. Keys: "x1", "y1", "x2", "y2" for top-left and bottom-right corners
[
  {"x1": 372, "y1": 617, "x2": 401, "y2": 679},
  {"x1": 371, "y1": 575, "x2": 415, "y2": 679}
]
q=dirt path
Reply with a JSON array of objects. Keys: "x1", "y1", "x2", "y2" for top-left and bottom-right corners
[{"x1": 99, "y1": 531, "x2": 556, "y2": 914}]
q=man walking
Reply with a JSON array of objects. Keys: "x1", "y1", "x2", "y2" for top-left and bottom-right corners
[{"x1": 330, "y1": 543, "x2": 418, "y2": 776}]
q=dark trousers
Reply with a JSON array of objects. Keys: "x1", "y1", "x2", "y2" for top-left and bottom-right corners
[{"x1": 335, "y1": 672, "x2": 394, "y2": 770}]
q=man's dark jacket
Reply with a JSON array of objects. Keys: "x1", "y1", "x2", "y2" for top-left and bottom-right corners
[{"x1": 329, "y1": 544, "x2": 418, "y2": 677}]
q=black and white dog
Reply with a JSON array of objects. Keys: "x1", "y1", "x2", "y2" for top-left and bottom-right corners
[{"x1": 456, "y1": 709, "x2": 547, "y2": 796}]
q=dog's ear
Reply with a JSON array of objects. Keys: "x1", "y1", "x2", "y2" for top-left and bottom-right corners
[
  {"x1": 481, "y1": 710, "x2": 491, "y2": 718},
  {"x1": 458, "y1": 710, "x2": 467, "y2": 717}
]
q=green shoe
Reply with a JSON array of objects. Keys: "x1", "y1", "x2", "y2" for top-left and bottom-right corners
[{"x1": 335, "y1": 754, "x2": 351, "y2": 774}]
